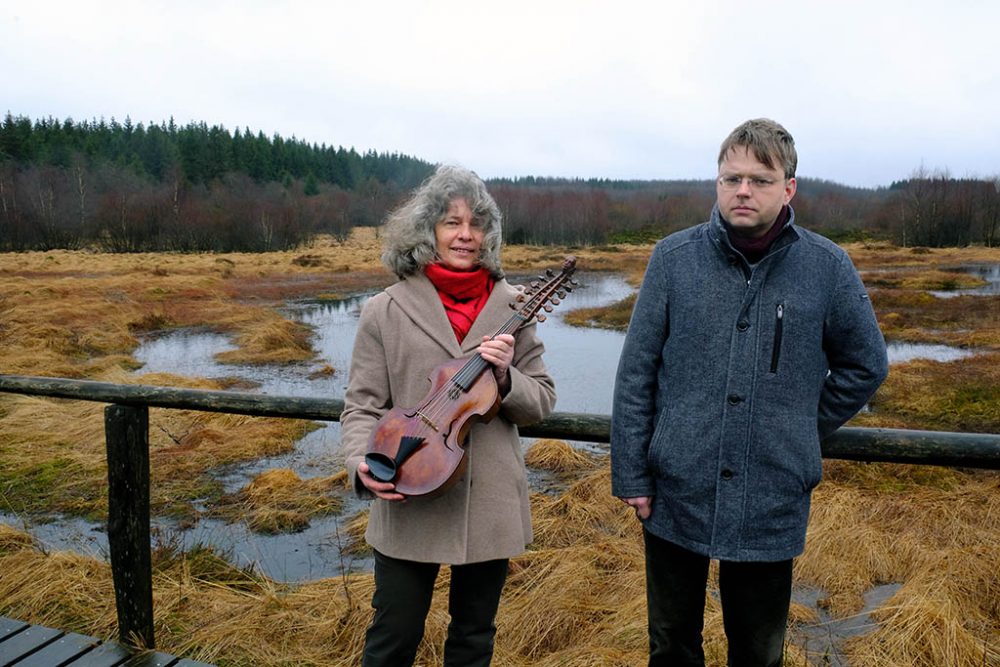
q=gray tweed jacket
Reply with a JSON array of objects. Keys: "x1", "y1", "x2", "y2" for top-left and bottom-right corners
[{"x1": 611, "y1": 205, "x2": 888, "y2": 561}]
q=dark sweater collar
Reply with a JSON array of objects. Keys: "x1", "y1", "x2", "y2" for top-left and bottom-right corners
[{"x1": 724, "y1": 205, "x2": 791, "y2": 264}]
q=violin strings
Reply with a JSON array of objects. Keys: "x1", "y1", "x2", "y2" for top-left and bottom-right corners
[
  {"x1": 411, "y1": 274, "x2": 567, "y2": 428},
  {"x1": 395, "y1": 270, "x2": 572, "y2": 446}
]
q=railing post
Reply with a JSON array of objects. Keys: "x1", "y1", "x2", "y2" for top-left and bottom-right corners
[{"x1": 104, "y1": 403, "x2": 154, "y2": 649}]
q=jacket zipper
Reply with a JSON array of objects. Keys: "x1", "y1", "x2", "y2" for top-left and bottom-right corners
[{"x1": 770, "y1": 303, "x2": 784, "y2": 373}]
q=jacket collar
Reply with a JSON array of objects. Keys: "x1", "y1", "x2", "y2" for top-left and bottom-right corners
[
  {"x1": 385, "y1": 272, "x2": 515, "y2": 358},
  {"x1": 708, "y1": 203, "x2": 800, "y2": 262}
]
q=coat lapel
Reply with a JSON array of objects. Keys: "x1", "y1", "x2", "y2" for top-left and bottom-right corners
[
  {"x1": 385, "y1": 273, "x2": 462, "y2": 358},
  {"x1": 461, "y1": 279, "x2": 516, "y2": 354},
  {"x1": 387, "y1": 274, "x2": 519, "y2": 357}
]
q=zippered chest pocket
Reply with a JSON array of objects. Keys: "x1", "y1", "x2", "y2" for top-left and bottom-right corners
[{"x1": 769, "y1": 303, "x2": 784, "y2": 374}]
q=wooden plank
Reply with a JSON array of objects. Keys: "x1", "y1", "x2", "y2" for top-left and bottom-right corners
[
  {"x1": 6, "y1": 632, "x2": 99, "y2": 666},
  {"x1": 0, "y1": 618, "x2": 215, "y2": 666},
  {"x1": 0, "y1": 617, "x2": 28, "y2": 642},
  {"x1": 0, "y1": 625, "x2": 62, "y2": 667},
  {"x1": 118, "y1": 651, "x2": 181, "y2": 666},
  {"x1": 64, "y1": 639, "x2": 134, "y2": 666}
]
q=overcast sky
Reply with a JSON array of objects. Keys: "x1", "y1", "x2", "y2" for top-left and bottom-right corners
[{"x1": 3, "y1": 1, "x2": 998, "y2": 188}]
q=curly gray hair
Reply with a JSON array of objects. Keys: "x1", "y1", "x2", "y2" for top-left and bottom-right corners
[{"x1": 381, "y1": 165, "x2": 504, "y2": 279}]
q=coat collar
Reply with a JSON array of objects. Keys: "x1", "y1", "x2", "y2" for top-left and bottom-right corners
[
  {"x1": 385, "y1": 272, "x2": 516, "y2": 358},
  {"x1": 708, "y1": 203, "x2": 800, "y2": 262}
]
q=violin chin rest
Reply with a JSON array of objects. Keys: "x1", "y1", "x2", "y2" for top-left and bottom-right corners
[
  {"x1": 364, "y1": 453, "x2": 398, "y2": 482},
  {"x1": 365, "y1": 435, "x2": 426, "y2": 482}
]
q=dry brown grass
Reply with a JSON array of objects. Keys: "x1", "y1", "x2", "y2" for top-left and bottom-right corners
[
  {"x1": 0, "y1": 369, "x2": 317, "y2": 520},
  {"x1": 211, "y1": 469, "x2": 344, "y2": 534},
  {"x1": 215, "y1": 319, "x2": 315, "y2": 365},
  {"x1": 502, "y1": 243, "x2": 652, "y2": 286},
  {"x1": 525, "y1": 438, "x2": 600, "y2": 474},
  {"x1": 563, "y1": 294, "x2": 637, "y2": 330},
  {"x1": 865, "y1": 354, "x2": 1000, "y2": 433},
  {"x1": 2, "y1": 451, "x2": 998, "y2": 666},
  {"x1": 1, "y1": 236, "x2": 999, "y2": 665}
]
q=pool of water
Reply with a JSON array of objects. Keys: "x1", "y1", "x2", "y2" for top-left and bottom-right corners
[
  {"x1": 929, "y1": 263, "x2": 1000, "y2": 298},
  {"x1": 5, "y1": 270, "x2": 987, "y2": 582}
]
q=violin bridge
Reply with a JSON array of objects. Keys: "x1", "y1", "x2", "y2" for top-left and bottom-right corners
[{"x1": 415, "y1": 410, "x2": 439, "y2": 432}]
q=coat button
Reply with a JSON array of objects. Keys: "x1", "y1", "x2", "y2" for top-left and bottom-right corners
[
  {"x1": 721, "y1": 469, "x2": 734, "y2": 480},
  {"x1": 727, "y1": 394, "x2": 742, "y2": 405},
  {"x1": 737, "y1": 320, "x2": 750, "y2": 332}
]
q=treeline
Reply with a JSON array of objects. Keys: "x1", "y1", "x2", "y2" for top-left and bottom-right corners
[
  {"x1": 0, "y1": 113, "x2": 433, "y2": 251},
  {"x1": 492, "y1": 173, "x2": 1000, "y2": 248},
  {"x1": 1, "y1": 113, "x2": 998, "y2": 251}
]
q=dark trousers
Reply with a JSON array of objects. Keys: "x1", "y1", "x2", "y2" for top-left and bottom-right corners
[
  {"x1": 644, "y1": 529, "x2": 793, "y2": 667},
  {"x1": 362, "y1": 549, "x2": 509, "y2": 667}
]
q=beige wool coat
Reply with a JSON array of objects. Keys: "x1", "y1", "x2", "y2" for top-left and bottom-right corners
[{"x1": 341, "y1": 271, "x2": 556, "y2": 565}]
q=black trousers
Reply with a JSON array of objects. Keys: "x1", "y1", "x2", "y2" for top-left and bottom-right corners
[
  {"x1": 362, "y1": 549, "x2": 509, "y2": 667},
  {"x1": 644, "y1": 529, "x2": 793, "y2": 667}
]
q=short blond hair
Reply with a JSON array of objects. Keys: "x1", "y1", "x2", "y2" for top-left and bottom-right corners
[{"x1": 718, "y1": 118, "x2": 797, "y2": 178}]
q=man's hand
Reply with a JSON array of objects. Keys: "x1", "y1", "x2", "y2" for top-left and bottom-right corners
[{"x1": 622, "y1": 496, "x2": 653, "y2": 520}]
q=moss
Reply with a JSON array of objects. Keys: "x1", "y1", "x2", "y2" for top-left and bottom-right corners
[{"x1": 0, "y1": 458, "x2": 102, "y2": 516}]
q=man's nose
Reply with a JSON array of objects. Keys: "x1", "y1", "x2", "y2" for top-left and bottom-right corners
[{"x1": 736, "y1": 178, "x2": 753, "y2": 196}]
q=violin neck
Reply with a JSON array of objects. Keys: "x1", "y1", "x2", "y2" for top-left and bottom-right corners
[{"x1": 453, "y1": 313, "x2": 527, "y2": 391}]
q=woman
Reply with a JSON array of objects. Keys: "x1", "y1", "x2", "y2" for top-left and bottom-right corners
[{"x1": 341, "y1": 165, "x2": 556, "y2": 666}]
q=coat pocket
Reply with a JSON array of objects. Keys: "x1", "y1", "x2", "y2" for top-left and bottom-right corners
[{"x1": 769, "y1": 303, "x2": 784, "y2": 374}]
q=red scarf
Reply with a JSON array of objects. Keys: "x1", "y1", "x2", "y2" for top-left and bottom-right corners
[{"x1": 424, "y1": 263, "x2": 494, "y2": 342}]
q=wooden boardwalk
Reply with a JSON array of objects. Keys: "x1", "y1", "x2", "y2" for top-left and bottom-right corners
[{"x1": 0, "y1": 617, "x2": 214, "y2": 667}]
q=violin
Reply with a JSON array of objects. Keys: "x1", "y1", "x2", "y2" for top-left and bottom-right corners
[{"x1": 364, "y1": 256, "x2": 578, "y2": 497}]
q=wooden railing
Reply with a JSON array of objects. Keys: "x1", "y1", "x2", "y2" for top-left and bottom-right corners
[{"x1": 1, "y1": 373, "x2": 999, "y2": 648}]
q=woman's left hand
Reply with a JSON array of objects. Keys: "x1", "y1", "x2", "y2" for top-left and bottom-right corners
[{"x1": 479, "y1": 334, "x2": 515, "y2": 395}]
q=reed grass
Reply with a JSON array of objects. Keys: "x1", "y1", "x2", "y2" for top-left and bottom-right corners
[
  {"x1": 1, "y1": 237, "x2": 998, "y2": 665},
  {"x1": 525, "y1": 438, "x2": 600, "y2": 473},
  {"x1": 211, "y1": 468, "x2": 344, "y2": 534},
  {"x1": 1, "y1": 446, "x2": 997, "y2": 666}
]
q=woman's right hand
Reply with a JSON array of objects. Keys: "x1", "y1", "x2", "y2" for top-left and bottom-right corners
[{"x1": 357, "y1": 462, "x2": 407, "y2": 501}]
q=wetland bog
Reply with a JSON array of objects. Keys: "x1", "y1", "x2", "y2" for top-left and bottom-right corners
[{"x1": 0, "y1": 231, "x2": 997, "y2": 666}]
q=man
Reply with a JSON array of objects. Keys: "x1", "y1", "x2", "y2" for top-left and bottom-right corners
[{"x1": 611, "y1": 118, "x2": 888, "y2": 666}]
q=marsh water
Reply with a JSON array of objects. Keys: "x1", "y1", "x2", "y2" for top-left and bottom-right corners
[
  {"x1": 929, "y1": 263, "x2": 1000, "y2": 297},
  {"x1": 3, "y1": 266, "x2": 994, "y2": 583}
]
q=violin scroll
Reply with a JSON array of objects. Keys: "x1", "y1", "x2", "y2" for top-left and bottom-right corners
[{"x1": 507, "y1": 255, "x2": 577, "y2": 324}]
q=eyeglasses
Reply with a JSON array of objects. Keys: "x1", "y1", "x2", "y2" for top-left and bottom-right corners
[{"x1": 717, "y1": 175, "x2": 782, "y2": 191}]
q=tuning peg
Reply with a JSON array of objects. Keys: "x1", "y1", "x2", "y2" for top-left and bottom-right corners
[
  {"x1": 537, "y1": 275, "x2": 546, "y2": 282},
  {"x1": 546, "y1": 268, "x2": 555, "y2": 277},
  {"x1": 570, "y1": 279, "x2": 580, "y2": 286},
  {"x1": 557, "y1": 290, "x2": 567, "y2": 298},
  {"x1": 543, "y1": 305, "x2": 553, "y2": 312},
  {"x1": 550, "y1": 297, "x2": 560, "y2": 305},
  {"x1": 563, "y1": 285, "x2": 573, "y2": 293},
  {"x1": 509, "y1": 302, "x2": 518, "y2": 309},
  {"x1": 530, "y1": 280, "x2": 540, "y2": 288},
  {"x1": 536, "y1": 314, "x2": 546, "y2": 322},
  {"x1": 516, "y1": 294, "x2": 526, "y2": 302}
]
